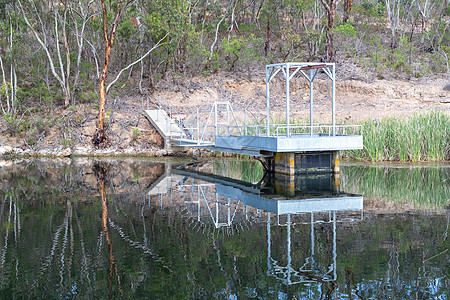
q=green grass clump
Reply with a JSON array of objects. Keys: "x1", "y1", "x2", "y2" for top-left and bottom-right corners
[{"x1": 347, "y1": 111, "x2": 450, "y2": 162}]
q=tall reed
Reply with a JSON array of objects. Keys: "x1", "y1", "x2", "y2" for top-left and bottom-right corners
[{"x1": 346, "y1": 111, "x2": 450, "y2": 162}]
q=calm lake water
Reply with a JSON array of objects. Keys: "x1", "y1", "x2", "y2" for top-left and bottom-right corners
[{"x1": 0, "y1": 158, "x2": 448, "y2": 299}]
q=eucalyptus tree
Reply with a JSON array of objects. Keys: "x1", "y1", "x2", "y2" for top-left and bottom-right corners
[
  {"x1": 93, "y1": 0, "x2": 169, "y2": 145},
  {"x1": 319, "y1": 0, "x2": 337, "y2": 61},
  {"x1": 70, "y1": 0, "x2": 96, "y2": 105},
  {"x1": 343, "y1": 0, "x2": 353, "y2": 22},
  {"x1": 17, "y1": 0, "x2": 74, "y2": 107},
  {"x1": 93, "y1": 0, "x2": 135, "y2": 145},
  {"x1": 0, "y1": 4, "x2": 18, "y2": 115}
]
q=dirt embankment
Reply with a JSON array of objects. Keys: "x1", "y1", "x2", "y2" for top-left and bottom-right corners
[
  {"x1": 160, "y1": 74, "x2": 449, "y2": 121},
  {"x1": 0, "y1": 74, "x2": 449, "y2": 157}
]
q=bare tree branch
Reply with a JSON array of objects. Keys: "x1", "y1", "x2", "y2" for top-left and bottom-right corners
[{"x1": 106, "y1": 33, "x2": 169, "y2": 94}]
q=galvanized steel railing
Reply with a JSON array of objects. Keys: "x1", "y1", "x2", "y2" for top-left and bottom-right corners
[{"x1": 174, "y1": 120, "x2": 363, "y2": 145}]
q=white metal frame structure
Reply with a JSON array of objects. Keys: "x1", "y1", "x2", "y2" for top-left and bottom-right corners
[
  {"x1": 266, "y1": 62, "x2": 336, "y2": 137},
  {"x1": 143, "y1": 63, "x2": 363, "y2": 163}
]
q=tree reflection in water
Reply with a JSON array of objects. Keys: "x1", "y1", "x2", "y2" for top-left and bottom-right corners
[
  {"x1": 93, "y1": 163, "x2": 123, "y2": 299},
  {"x1": 0, "y1": 159, "x2": 446, "y2": 299}
]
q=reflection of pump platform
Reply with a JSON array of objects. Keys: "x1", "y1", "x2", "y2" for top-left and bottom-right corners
[
  {"x1": 146, "y1": 165, "x2": 362, "y2": 226},
  {"x1": 146, "y1": 164, "x2": 363, "y2": 287}
]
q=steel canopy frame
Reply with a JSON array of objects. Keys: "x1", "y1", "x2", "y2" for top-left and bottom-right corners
[{"x1": 265, "y1": 62, "x2": 336, "y2": 137}]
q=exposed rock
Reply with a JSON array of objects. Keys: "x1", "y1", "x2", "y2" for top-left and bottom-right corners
[
  {"x1": 38, "y1": 149, "x2": 52, "y2": 156},
  {"x1": 23, "y1": 149, "x2": 33, "y2": 155},
  {"x1": 0, "y1": 160, "x2": 12, "y2": 167},
  {"x1": 0, "y1": 146, "x2": 13, "y2": 155},
  {"x1": 12, "y1": 148, "x2": 24, "y2": 154},
  {"x1": 73, "y1": 147, "x2": 91, "y2": 156},
  {"x1": 54, "y1": 148, "x2": 72, "y2": 157},
  {"x1": 155, "y1": 149, "x2": 167, "y2": 157},
  {"x1": 124, "y1": 148, "x2": 135, "y2": 154}
]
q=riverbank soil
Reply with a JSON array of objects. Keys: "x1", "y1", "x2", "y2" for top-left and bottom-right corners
[{"x1": 0, "y1": 73, "x2": 449, "y2": 156}]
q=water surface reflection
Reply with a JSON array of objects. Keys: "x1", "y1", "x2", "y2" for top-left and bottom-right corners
[{"x1": 0, "y1": 159, "x2": 447, "y2": 299}]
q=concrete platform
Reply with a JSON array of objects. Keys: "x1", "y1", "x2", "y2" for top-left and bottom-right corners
[{"x1": 215, "y1": 134, "x2": 363, "y2": 153}]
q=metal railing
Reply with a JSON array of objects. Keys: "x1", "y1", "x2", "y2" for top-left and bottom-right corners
[
  {"x1": 174, "y1": 120, "x2": 363, "y2": 145},
  {"x1": 141, "y1": 95, "x2": 362, "y2": 146}
]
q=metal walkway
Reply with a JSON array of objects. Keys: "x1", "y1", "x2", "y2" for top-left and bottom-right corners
[{"x1": 143, "y1": 62, "x2": 363, "y2": 157}]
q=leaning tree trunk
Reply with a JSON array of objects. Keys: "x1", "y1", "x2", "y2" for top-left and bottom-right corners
[{"x1": 326, "y1": 11, "x2": 335, "y2": 61}]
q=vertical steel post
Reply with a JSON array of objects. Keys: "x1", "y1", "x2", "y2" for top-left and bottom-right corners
[
  {"x1": 287, "y1": 214, "x2": 291, "y2": 284},
  {"x1": 166, "y1": 115, "x2": 169, "y2": 136},
  {"x1": 227, "y1": 198, "x2": 230, "y2": 225},
  {"x1": 214, "y1": 103, "x2": 218, "y2": 136},
  {"x1": 244, "y1": 108, "x2": 247, "y2": 135},
  {"x1": 157, "y1": 101, "x2": 160, "y2": 121},
  {"x1": 215, "y1": 192, "x2": 219, "y2": 228},
  {"x1": 196, "y1": 108, "x2": 199, "y2": 145},
  {"x1": 310, "y1": 68, "x2": 314, "y2": 137},
  {"x1": 286, "y1": 65, "x2": 290, "y2": 137},
  {"x1": 267, "y1": 212, "x2": 271, "y2": 270},
  {"x1": 311, "y1": 212, "x2": 314, "y2": 257},
  {"x1": 226, "y1": 103, "x2": 230, "y2": 136},
  {"x1": 333, "y1": 210, "x2": 337, "y2": 280},
  {"x1": 266, "y1": 67, "x2": 270, "y2": 136},
  {"x1": 197, "y1": 186, "x2": 200, "y2": 222},
  {"x1": 332, "y1": 64, "x2": 336, "y2": 136}
]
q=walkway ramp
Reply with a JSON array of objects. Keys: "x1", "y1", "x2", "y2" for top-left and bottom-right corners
[
  {"x1": 143, "y1": 109, "x2": 183, "y2": 141},
  {"x1": 147, "y1": 172, "x2": 185, "y2": 196}
]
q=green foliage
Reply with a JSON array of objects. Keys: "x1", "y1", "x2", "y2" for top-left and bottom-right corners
[
  {"x1": 59, "y1": 137, "x2": 73, "y2": 148},
  {"x1": 358, "y1": 1, "x2": 385, "y2": 18},
  {"x1": 346, "y1": 111, "x2": 450, "y2": 162},
  {"x1": 131, "y1": 127, "x2": 141, "y2": 143},
  {"x1": 220, "y1": 34, "x2": 263, "y2": 71},
  {"x1": 2, "y1": 113, "x2": 31, "y2": 136},
  {"x1": 342, "y1": 165, "x2": 450, "y2": 208},
  {"x1": 117, "y1": 18, "x2": 138, "y2": 42},
  {"x1": 334, "y1": 22, "x2": 358, "y2": 37},
  {"x1": 0, "y1": 0, "x2": 448, "y2": 112}
]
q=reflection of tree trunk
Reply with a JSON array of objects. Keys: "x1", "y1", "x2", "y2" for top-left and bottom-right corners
[
  {"x1": 95, "y1": 164, "x2": 124, "y2": 298},
  {"x1": 345, "y1": 267, "x2": 354, "y2": 299}
]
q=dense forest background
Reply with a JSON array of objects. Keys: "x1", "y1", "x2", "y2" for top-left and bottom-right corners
[
  {"x1": 0, "y1": 0, "x2": 449, "y2": 149},
  {"x1": 1, "y1": 0, "x2": 449, "y2": 111}
]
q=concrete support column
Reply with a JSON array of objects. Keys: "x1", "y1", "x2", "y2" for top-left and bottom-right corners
[
  {"x1": 274, "y1": 152, "x2": 295, "y2": 175},
  {"x1": 269, "y1": 151, "x2": 340, "y2": 175},
  {"x1": 332, "y1": 151, "x2": 340, "y2": 173}
]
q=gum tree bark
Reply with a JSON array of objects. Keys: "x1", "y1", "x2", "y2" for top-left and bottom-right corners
[
  {"x1": 343, "y1": 0, "x2": 353, "y2": 22},
  {"x1": 93, "y1": 0, "x2": 133, "y2": 145}
]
